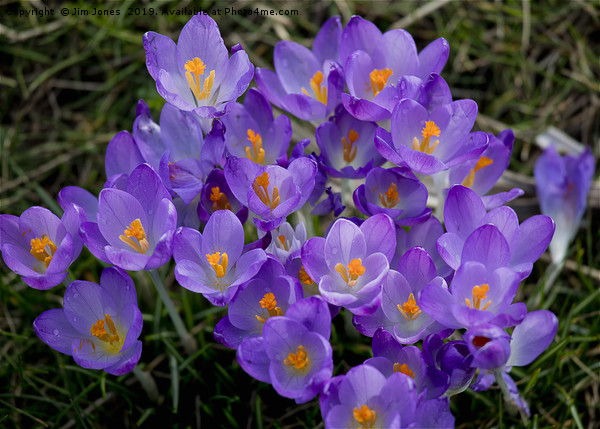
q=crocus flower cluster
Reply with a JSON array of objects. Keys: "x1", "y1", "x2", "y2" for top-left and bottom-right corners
[{"x1": 3, "y1": 12, "x2": 593, "y2": 428}]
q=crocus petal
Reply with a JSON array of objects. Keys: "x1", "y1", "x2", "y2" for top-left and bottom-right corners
[
  {"x1": 461, "y1": 224, "x2": 511, "y2": 270},
  {"x1": 507, "y1": 310, "x2": 558, "y2": 367},
  {"x1": 360, "y1": 214, "x2": 396, "y2": 262},
  {"x1": 418, "y1": 38, "x2": 449, "y2": 79},
  {"x1": 104, "y1": 340, "x2": 143, "y2": 376},
  {"x1": 237, "y1": 336, "x2": 271, "y2": 383},
  {"x1": 105, "y1": 131, "x2": 144, "y2": 178},
  {"x1": 33, "y1": 309, "x2": 81, "y2": 355}
]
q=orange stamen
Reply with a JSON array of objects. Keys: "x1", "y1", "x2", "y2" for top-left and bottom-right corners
[
  {"x1": 301, "y1": 70, "x2": 327, "y2": 104},
  {"x1": 412, "y1": 121, "x2": 441, "y2": 155}
]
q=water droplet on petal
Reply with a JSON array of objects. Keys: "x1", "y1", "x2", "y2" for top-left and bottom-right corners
[
  {"x1": 53, "y1": 329, "x2": 59, "y2": 336},
  {"x1": 73, "y1": 293, "x2": 79, "y2": 299}
]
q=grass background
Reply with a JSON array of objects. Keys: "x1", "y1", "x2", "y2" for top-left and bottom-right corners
[{"x1": 1, "y1": 0, "x2": 599, "y2": 427}]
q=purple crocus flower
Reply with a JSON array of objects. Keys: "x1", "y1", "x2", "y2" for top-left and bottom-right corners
[
  {"x1": 0, "y1": 205, "x2": 84, "y2": 290},
  {"x1": 463, "y1": 323, "x2": 511, "y2": 370},
  {"x1": 255, "y1": 16, "x2": 344, "y2": 122},
  {"x1": 301, "y1": 214, "x2": 394, "y2": 315},
  {"x1": 80, "y1": 164, "x2": 177, "y2": 271},
  {"x1": 33, "y1": 267, "x2": 143, "y2": 375},
  {"x1": 470, "y1": 310, "x2": 558, "y2": 417},
  {"x1": 422, "y1": 334, "x2": 475, "y2": 397},
  {"x1": 196, "y1": 169, "x2": 248, "y2": 224},
  {"x1": 420, "y1": 251, "x2": 525, "y2": 330},
  {"x1": 315, "y1": 107, "x2": 384, "y2": 178},
  {"x1": 236, "y1": 296, "x2": 333, "y2": 403},
  {"x1": 364, "y1": 328, "x2": 428, "y2": 394},
  {"x1": 340, "y1": 15, "x2": 420, "y2": 122},
  {"x1": 224, "y1": 156, "x2": 317, "y2": 231},
  {"x1": 261, "y1": 221, "x2": 306, "y2": 265},
  {"x1": 534, "y1": 145, "x2": 595, "y2": 263},
  {"x1": 375, "y1": 98, "x2": 487, "y2": 175},
  {"x1": 448, "y1": 129, "x2": 523, "y2": 210},
  {"x1": 173, "y1": 209, "x2": 267, "y2": 306},
  {"x1": 213, "y1": 256, "x2": 303, "y2": 349},
  {"x1": 353, "y1": 247, "x2": 449, "y2": 342},
  {"x1": 353, "y1": 167, "x2": 430, "y2": 226},
  {"x1": 221, "y1": 88, "x2": 291, "y2": 166},
  {"x1": 143, "y1": 14, "x2": 254, "y2": 118},
  {"x1": 437, "y1": 185, "x2": 555, "y2": 278},
  {"x1": 320, "y1": 364, "x2": 418, "y2": 429}
]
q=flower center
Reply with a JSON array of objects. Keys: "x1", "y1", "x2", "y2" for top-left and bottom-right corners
[
  {"x1": 298, "y1": 266, "x2": 314, "y2": 285},
  {"x1": 184, "y1": 57, "x2": 215, "y2": 106},
  {"x1": 30, "y1": 235, "x2": 57, "y2": 268},
  {"x1": 461, "y1": 156, "x2": 494, "y2": 188},
  {"x1": 245, "y1": 129, "x2": 265, "y2": 164},
  {"x1": 341, "y1": 129, "x2": 359, "y2": 164},
  {"x1": 255, "y1": 292, "x2": 283, "y2": 323},
  {"x1": 284, "y1": 345, "x2": 310, "y2": 370},
  {"x1": 353, "y1": 404, "x2": 377, "y2": 428},
  {"x1": 369, "y1": 68, "x2": 393, "y2": 97},
  {"x1": 301, "y1": 70, "x2": 327, "y2": 104},
  {"x1": 472, "y1": 336, "x2": 492, "y2": 348},
  {"x1": 412, "y1": 121, "x2": 441, "y2": 155},
  {"x1": 379, "y1": 182, "x2": 400, "y2": 208},
  {"x1": 465, "y1": 283, "x2": 491, "y2": 310},
  {"x1": 334, "y1": 258, "x2": 365, "y2": 287},
  {"x1": 90, "y1": 313, "x2": 123, "y2": 353},
  {"x1": 206, "y1": 251, "x2": 228, "y2": 278},
  {"x1": 397, "y1": 293, "x2": 422, "y2": 321},
  {"x1": 119, "y1": 219, "x2": 150, "y2": 254},
  {"x1": 252, "y1": 172, "x2": 280, "y2": 213},
  {"x1": 210, "y1": 186, "x2": 232, "y2": 211},
  {"x1": 393, "y1": 362, "x2": 416, "y2": 379}
]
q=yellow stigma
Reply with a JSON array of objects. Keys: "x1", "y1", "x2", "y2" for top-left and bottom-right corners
[
  {"x1": 245, "y1": 129, "x2": 265, "y2": 164},
  {"x1": 119, "y1": 219, "x2": 150, "y2": 254},
  {"x1": 255, "y1": 292, "x2": 283, "y2": 323},
  {"x1": 393, "y1": 362, "x2": 416, "y2": 379},
  {"x1": 369, "y1": 68, "x2": 393, "y2": 97},
  {"x1": 301, "y1": 70, "x2": 327, "y2": 105},
  {"x1": 461, "y1": 156, "x2": 494, "y2": 188},
  {"x1": 465, "y1": 283, "x2": 492, "y2": 311},
  {"x1": 30, "y1": 235, "x2": 57, "y2": 268},
  {"x1": 90, "y1": 314, "x2": 122, "y2": 352},
  {"x1": 277, "y1": 235, "x2": 289, "y2": 250},
  {"x1": 397, "y1": 293, "x2": 422, "y2": 321},
  {"x1": 334, "y1": 258, "x2": 365, "y2": 287},
  {"x1": 341, "y1": 129, "x2": 359, "y2": 164},
  {"x1": 298, "y1": 266, "x2": 314, "y2": 285},
  {"x1": 412, "y1": 121, "x2": 441, "y2": 155},
  {"x1": 284, "y1": 345, "x2": 310, "y2": 369},
  {"x1": 210, "y1": 186, "x2": 232, "y2": 212},
  {"x1": 252, "y1": 172, "x2": 280, "y2": 213},
  {"x1": 353, "y1": 404, "x2": 377, "y2": 428},
  {"x1": 206, "y1": 251, "x2": 228, "y2": 278},
  {"x1": 379, "y1": 182, "x2": 400, "y2": 208},
  {"x1": 185, "y1": 57, "x2": 215, "y2": 105}
]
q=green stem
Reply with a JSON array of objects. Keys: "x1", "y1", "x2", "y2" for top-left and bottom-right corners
[
  {"x1": 148, "y1": 269, "x2": 197, "y2": 355},
  {"x1": 494, "y1": 371, "x2": 528, "y2": 426}
]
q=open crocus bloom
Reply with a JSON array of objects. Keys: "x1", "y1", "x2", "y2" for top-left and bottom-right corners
[
  {"x1": 255, "y1": 16, "x2": 344, "y2": 122},
  {"x1": 143, "y1": 14, "x2": 253, "y2": 118},
  {"x1": 80, "y1": 164, "x2": 177, "y2": 271},
  {"x1": 375, "y1": 98, "x2": 486, "y2": 175},
  {"x1": 301, "y1": 214, "x2": 394, "y2": 315},
  {"x1": 33, "y1": 267, "x2": 143, "y2": 375},
  {"x1": 173, "y1": 209, "x2": 267, "y2": 306},
  {"x1": 222, "y1": 88, "x2": 291, "y2": 166},
  {"x1": 0, "y1": 205, "x2": 84, "y2": 290},
  {"x1": 224, "y1": 156, "x2": 317, "y2": 231}
]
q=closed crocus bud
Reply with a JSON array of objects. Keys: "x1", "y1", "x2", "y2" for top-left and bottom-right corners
[
  {"x1": 464, "y1": 324, "x2": 511, "y2": 370},
  {"x1": 534, "y1": 145, "x2": 595, "y2": 264}
]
